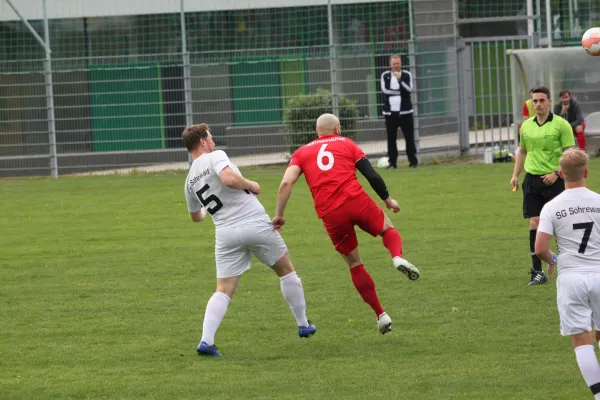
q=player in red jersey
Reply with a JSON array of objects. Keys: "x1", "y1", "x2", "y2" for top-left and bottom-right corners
[{"x1": 272, "y1": 113, "x2": 420, "y2": 335}]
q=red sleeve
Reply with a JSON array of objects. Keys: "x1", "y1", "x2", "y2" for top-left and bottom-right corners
[
  {"x1": 289, "y1": 149, "x2": 303, "y2": 171},
  {"x1": 349, "y1": 140, "x2": 366, "y2": 163},
  {"x1": 522, "y1": 102, "x2": 529, "y2": 118}
]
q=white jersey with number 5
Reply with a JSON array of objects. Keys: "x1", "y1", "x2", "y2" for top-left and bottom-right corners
[
  {"x1": 538, "y1": 187, "x2": 600, "y2": 274},
  {"x1": 184, "y1": 150, "x2": 267, "y2": 229}
]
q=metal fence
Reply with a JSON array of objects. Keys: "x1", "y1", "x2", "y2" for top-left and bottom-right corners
[
  {"x1": 509, "y1": 46, "x2": 600, "y2": 139},
  {"x1": 0, "y1": 0, "x2": 592, "y2": 177}
]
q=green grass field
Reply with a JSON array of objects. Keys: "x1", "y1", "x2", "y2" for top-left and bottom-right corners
[{"x1": 2, "y1": 160, "x2": 600, "y2": 399}]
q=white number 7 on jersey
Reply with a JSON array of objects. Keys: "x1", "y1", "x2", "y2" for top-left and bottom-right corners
[{"x1": 317, "y1": 144, "x2": 334, "y2": 171}]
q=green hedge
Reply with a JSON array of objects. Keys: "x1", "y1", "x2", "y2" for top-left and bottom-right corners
[{"x1": 283, "y1": 88, "x2": 360, "y2": 153}]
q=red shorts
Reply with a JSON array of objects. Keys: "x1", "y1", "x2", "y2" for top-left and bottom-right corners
[{"x1": 321, "y1": 192, "x2": 385, "y2": 256}]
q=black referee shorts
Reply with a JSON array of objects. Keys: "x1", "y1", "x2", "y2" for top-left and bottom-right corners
[{"x1": 522, "y1": 173, "x2": 565, "y2": 219}]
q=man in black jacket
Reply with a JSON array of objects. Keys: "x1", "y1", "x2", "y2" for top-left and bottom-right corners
[
  {"x1": 554, "y1": 90, "x2": 586, "y2": 150},
  {"x1": 380, "y1": 55, "x2": 417, "y2": 168}
]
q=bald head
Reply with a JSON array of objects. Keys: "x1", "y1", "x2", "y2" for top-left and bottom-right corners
[{"x1": 316, "y1": 113, "x2": 341, "y2": 137}]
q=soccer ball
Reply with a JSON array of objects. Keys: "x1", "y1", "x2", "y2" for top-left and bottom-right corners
[
  {"x1": 376, "y1": 157, "x2": 389, "y2": 169},
  {"x1": 582, "y1": 27, "x2": 600, "y2": 56}
]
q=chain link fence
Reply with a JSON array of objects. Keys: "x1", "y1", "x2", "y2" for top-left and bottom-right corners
[{"x1": 0, "y1": 0, "x2": 596, "y2": 177}]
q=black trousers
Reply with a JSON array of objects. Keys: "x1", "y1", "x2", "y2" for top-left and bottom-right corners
[{"x1": 385, "y1": 112, "x2": 417, "y2": 167}]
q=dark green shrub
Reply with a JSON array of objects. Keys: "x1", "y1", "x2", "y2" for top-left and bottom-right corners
[{"x1": 283, "y1": 88, "x2": 360, "y2": 153}]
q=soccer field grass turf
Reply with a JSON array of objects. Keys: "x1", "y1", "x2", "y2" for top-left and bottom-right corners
[{"x1": 3, "y1": 160, "x2": 600, "y2": 399}]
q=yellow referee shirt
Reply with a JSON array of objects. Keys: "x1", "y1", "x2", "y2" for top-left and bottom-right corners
[{"x1": 519, "y1": 113, "x2": 575, "y2": 175}]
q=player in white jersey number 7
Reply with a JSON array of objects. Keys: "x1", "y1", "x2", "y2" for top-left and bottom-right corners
[
  {"x1": 182, "y1": 124, "x2": 316, "y2": 357},
  {"x1": 535, "y1": 149, "x2": 600, "y2": 399}
]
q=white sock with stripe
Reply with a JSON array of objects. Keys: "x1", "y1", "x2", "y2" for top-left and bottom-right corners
[{"x1": 575, "y1": 345, "x2": 600, "y2": 399}]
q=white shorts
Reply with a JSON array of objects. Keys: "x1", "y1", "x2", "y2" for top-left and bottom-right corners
[
  {"x1": 557, "y1": 272, "x2": 600, "y2": 336},
  {"x1": 214, "y1": 217, "x2": 287, "y2": 278}
]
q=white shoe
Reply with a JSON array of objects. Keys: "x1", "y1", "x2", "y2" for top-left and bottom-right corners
[
  {"x1": 377, "y1": 312, "x2": 392, "y2": 335},
  {"x1": 393, "y1": 257, "x2": 420, "y2": 281}
]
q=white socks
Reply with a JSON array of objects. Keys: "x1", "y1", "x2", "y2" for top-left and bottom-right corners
[
  {"x1": 200, "y1": 292, "x2": 231, "y2": 346},
  {"x1": 199, "y1": 272, "x2": 307, "y2": 347},
  {"x1": 280, "y1": 271, "x2": 309, "y2": 327},
  {"x1": 575, "y1": 345, "x2": 600, "y2": 399}
]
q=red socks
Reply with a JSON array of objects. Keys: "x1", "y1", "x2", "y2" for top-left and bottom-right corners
[
  {"x1": 348, "y1": 229, "x2": 403, "y2": 317},
  {"x1": 350, "y1": 264, "x2": 385, "y2": 317},
  {"x1": 382, "y1": 228, "x2": 403, "y2": 258}
]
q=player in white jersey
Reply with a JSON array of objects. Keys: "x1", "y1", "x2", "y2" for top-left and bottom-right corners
[
  {"x1": 182, "y1": 124, "x2": 316, "y2": 357},
  {"x1": 536, "y1": 148, "x2": 600, "y2": 399}
]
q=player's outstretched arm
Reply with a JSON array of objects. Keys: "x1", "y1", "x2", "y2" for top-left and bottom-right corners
[
  {"x1": 218, "y1": 167, "x2": 260, "y2": 194},
  {"x1": 273, "y1": 166, "x2": 302, "y2": 229},
  {"x1": 355, "y1": 158, "x2": 399, "y2": 213}
]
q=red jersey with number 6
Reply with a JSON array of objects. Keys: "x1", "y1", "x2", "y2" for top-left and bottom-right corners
[{"x1": 289, "y1": 134, "x2": 367, "y2": 218}]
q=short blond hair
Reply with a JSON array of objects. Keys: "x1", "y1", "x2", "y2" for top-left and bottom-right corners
[{"x1": 559, "y1": 148, "x2": 588, "y2": 181}]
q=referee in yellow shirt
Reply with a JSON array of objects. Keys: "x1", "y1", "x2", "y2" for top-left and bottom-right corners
[{"x1": 510, "y1": 86, "x2": 575, "y2": 286}]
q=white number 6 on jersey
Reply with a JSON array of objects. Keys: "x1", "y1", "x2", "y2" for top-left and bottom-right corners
[{"x1": 317, "y1": 144, "x2": 334, "y2": 171}]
